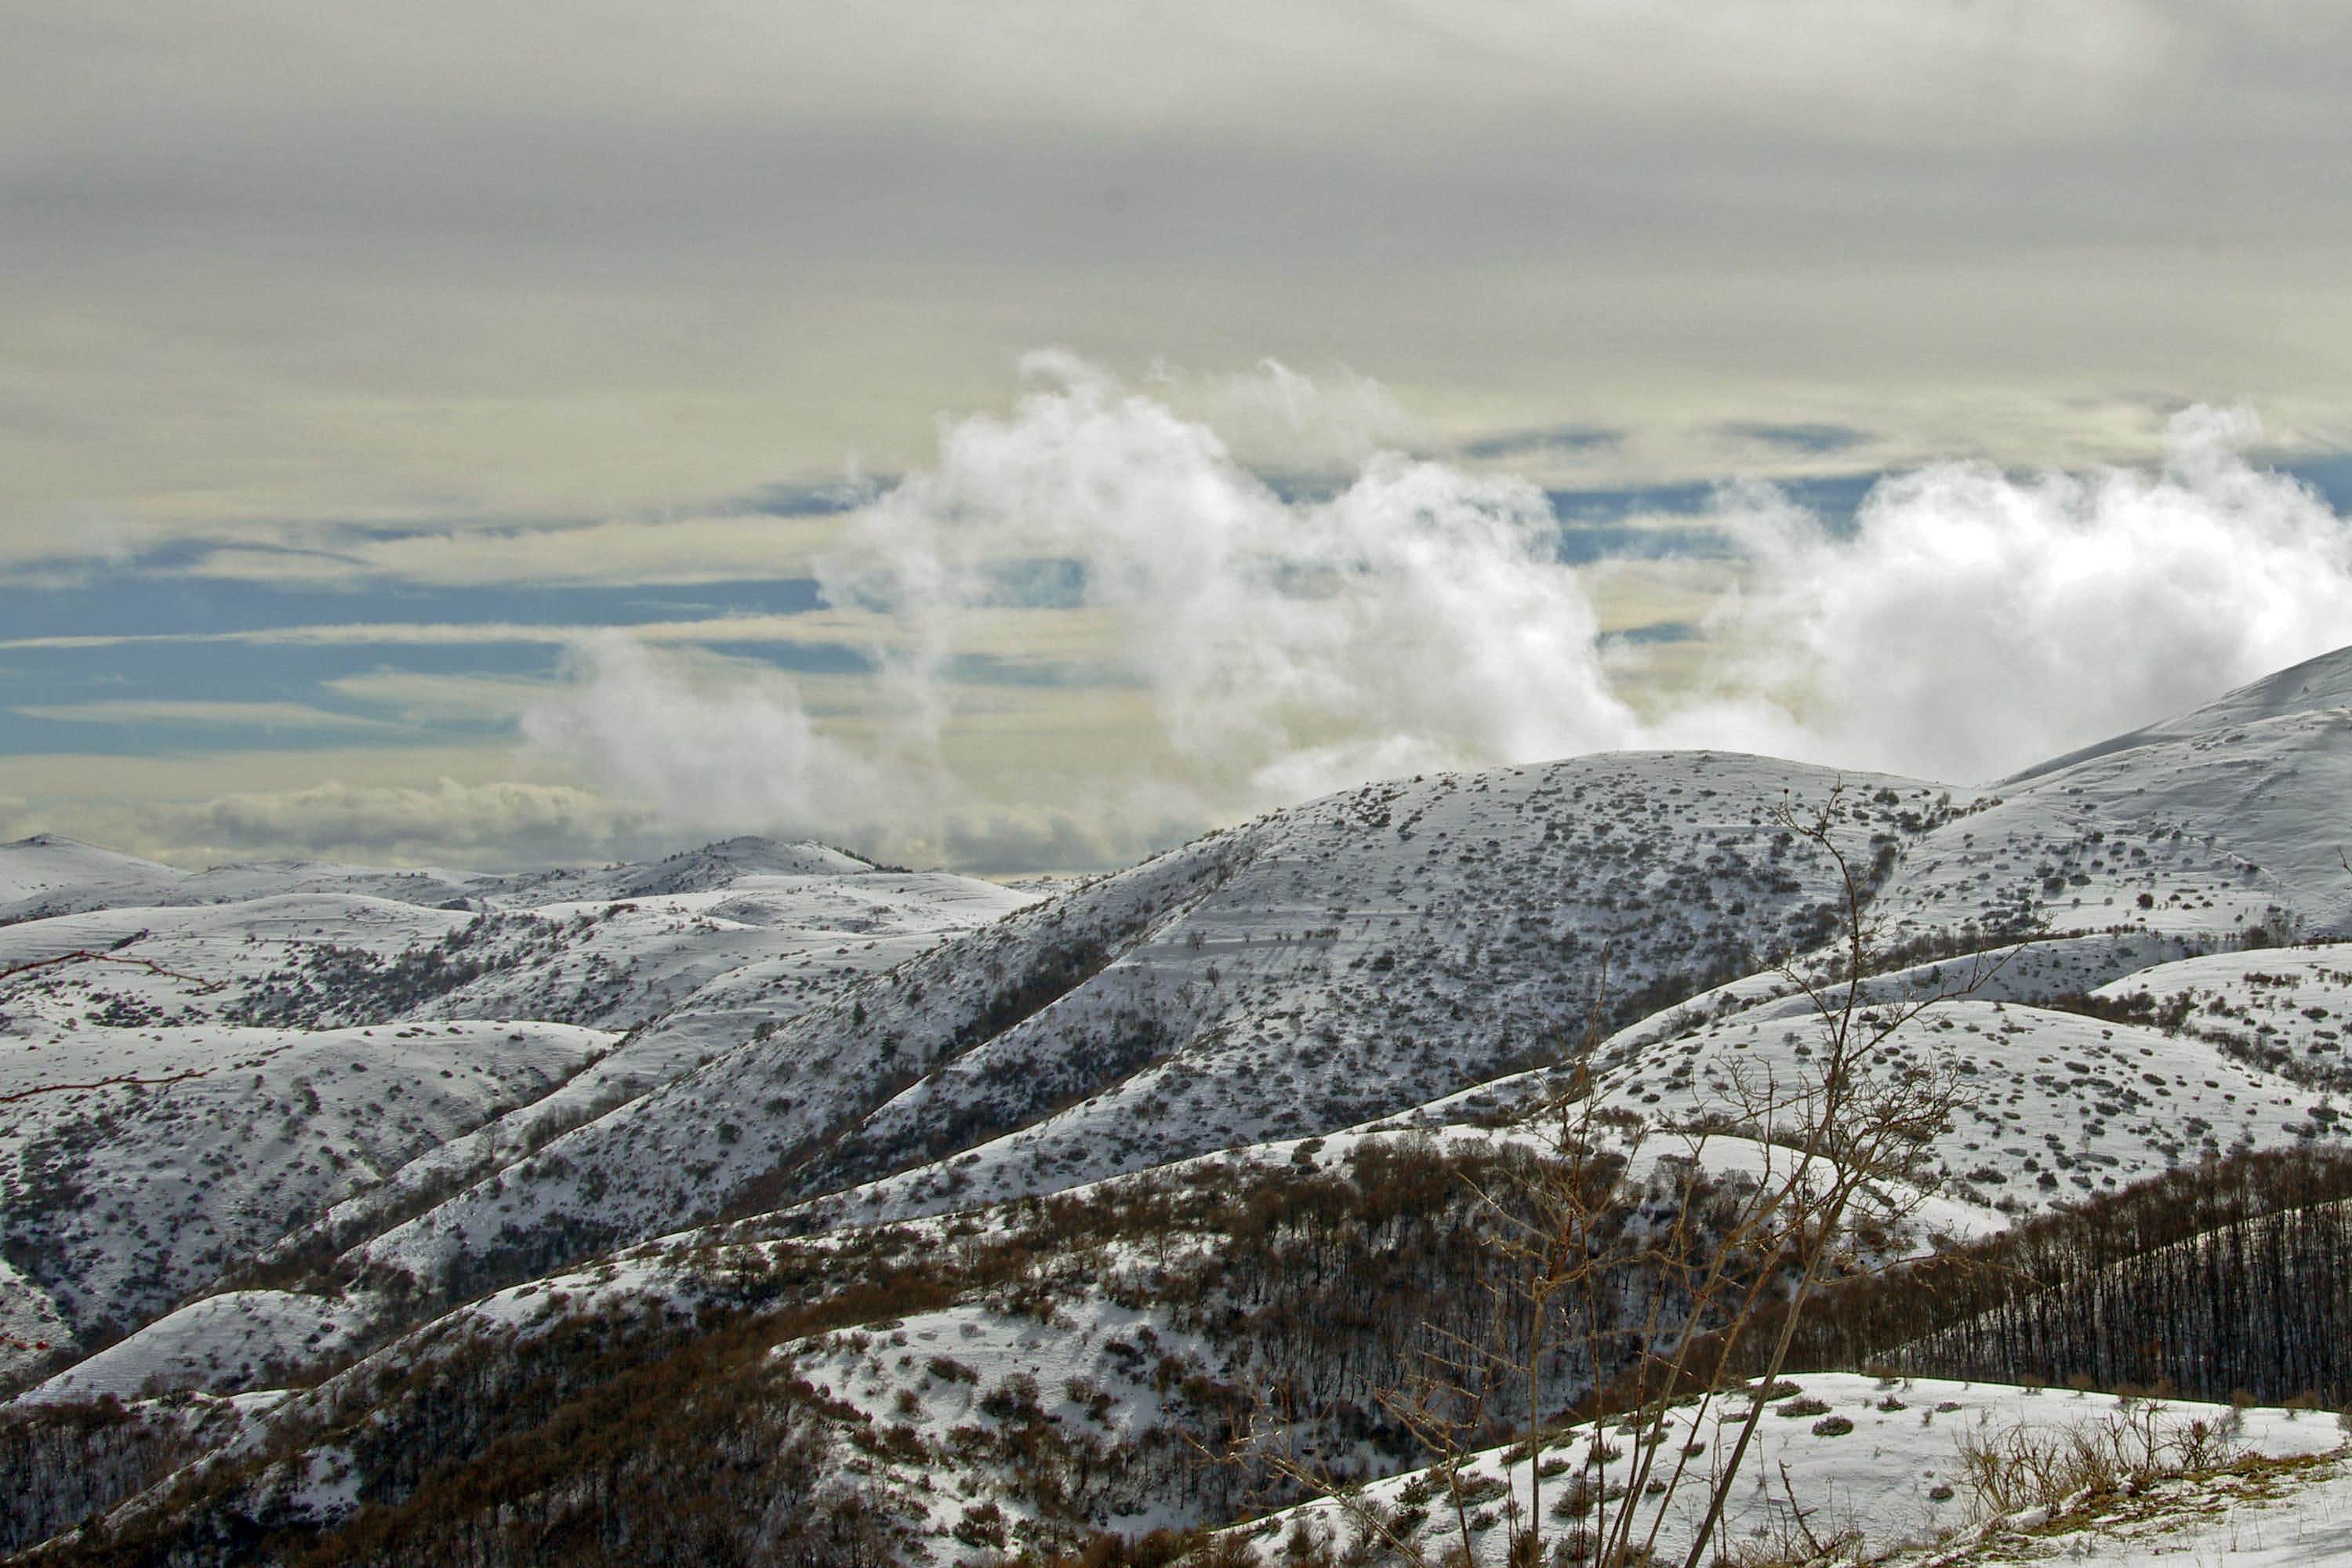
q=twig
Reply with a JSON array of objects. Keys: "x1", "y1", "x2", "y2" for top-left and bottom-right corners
[
  {"x1": 0, "y1": 949, "x2": 226, "y2": 994},
  {"x1": 1, "y1": 1068, "x2": 209, "y2": 1105}
]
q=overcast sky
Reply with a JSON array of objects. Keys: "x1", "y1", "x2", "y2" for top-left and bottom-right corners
[{"x1": 7, "y1": 2, "x2": 2352, "y2": 872}]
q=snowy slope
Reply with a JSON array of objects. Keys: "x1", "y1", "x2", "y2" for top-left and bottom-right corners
[
  {"x1": 20, "y1": 648, "x2": 2352, "y2": 1348},
  {"x1": 0, "y1": 891, "x2": 475, "y2": 1033},
  {"x1": 353, "y1": 754, "x2": 1948, "y2": 1295},
  {"x1": 1885, "y1": 647, "x2": 2352, "y2": 943},
  {"x1": 164, "y1": 859, "x2": 481, "y2": 910},
  {"x1": 1242, "y1": 1374, "x2": 2349, "y2": 1568},
  {"x1": 2006, "y1": 641, "x2": 2352, "y2": 783},
  {"x1": 22, "y1": 1290, "x2": 372, "y2": 1404},
  {"x1": 355, "y1": 633, "x2": 2352, "y2": 1286},
  {"x1": 1573, "y1": 996, "x2": 2346, "y2": 1210},
  {"x1": 477, "y1": 835, "x2": 879, "y2": 899},
  {"x1": 0, "y1": 837, "x2": 1032, "y2": 1381},
  {"x1": 0, "y1": 1017, "x2": 614, "y2": 1345},
  {"x1": 0, "y1": 834, "x2": 186, "y2": 916},
  {"x1": 12, "y1": 647, "x2": 2352, "y2": 1562},
  {"x1": 2088, "y1": 942, "x2": 2352, "y2": 1087},
  {"x1": 318, "y1": 644, "x2": 2352, "y2": 1301},
  {"x1": 350, "y1": 836, "x2": 1244, "y2": 1293}
]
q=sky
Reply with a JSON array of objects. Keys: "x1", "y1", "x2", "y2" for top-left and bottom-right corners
[{"x1": 6, "y1": 1, "x2": 2352, "y2": 874}]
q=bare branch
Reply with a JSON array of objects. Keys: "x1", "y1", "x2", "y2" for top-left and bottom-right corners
[
  {"x1": 0, "y1": 948, "x2": 226, "y2": 993},
  {"x1": 0, "y1": 1068, "x2": 209, "y2": 1106}
]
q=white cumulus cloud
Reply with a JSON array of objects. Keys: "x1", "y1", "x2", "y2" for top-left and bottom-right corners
[
  {"x1": 520, "y1": 636, "x2": 920, "y2": 848},
  {"x1": 1692, "y1": 405, "x2": 2352, "y2": 780},
  {"x1": 819, "y1": 350, "x2": 1641, "y2": 803},
  {"x1": 523, "y1": 361, "x2": 2352, "y2": 869}
]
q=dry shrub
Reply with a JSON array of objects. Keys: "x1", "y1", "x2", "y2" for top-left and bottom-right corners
[{"x1": 1951, "y1": 1403, "x2": 2248, "y2": 1520}]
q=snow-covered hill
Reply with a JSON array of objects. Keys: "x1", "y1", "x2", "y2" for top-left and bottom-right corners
[
  {"x1": 1234, "y1": 1373, "x2": 2352, "y2": 1568},
  {"x1": 9, "y1": 648, "x2": 2352, "y2": 1565},
  {"x1": 350, "y1": 752, "x2": 1947, "y2": 1295},
  {"x1": 349, "y1": 650, "x2": 2352, "y2": 1294},
  {"x1": 0, "y1": 834, "x2": 186, "y2": 916},
  {"x1": 0, "y1": 1017, "x2": 611, "y2": 1340},
  {"x1": 0, "y1": 838, "x2": 1034, "y2": 1376}
]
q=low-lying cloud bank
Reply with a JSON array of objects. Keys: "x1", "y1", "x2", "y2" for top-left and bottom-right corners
[
  {"x1": 522, "y1": 358, "x2": 2352, "y2": 869},
  {"x1": 0, "y1": 779, "x2": 635, "y2": 873}
]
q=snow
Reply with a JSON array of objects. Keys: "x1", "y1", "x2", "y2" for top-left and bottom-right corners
[
  {"x1": 391, "y1": 751, "x2": 1954, "y2": 1271},
  {"x1": 11, "y1": 650, "x2": 2352, "y2": 1559},
  {"x1": 0, "y1": 833, "x2": 186, "y2": 909},
  {"x1": 21, "y1": 1290, "x2": 369, "y2": 1405},
  {"x1": 1244, "y1": 1374, "x2": 2350, "y2": 1568},
  {"x1": 0, "y1": 834, "x2": 1031, "y2": 1381},
  {"x1": 1567, "y1": 995, "x2": 2350, "y2": 1214},
  {"x1": 2005, "y1": 642, "x2": 2352, "y2": 785},
  {"x1": 1925, "y1": 1457, "x2": 2352, "y2": 1564},
  {"x1": 2091, "y1": 942, "x2": 2352, "y2": 1078},
  {"x1": 0, "y1": 1016, "x2": 614, "y2": 1354},
  {"x1": 295, "y1": 657, "x2": 2352, "y2": 1301},
  {"x1": 1891, "y1": 699, "x2": 2352, "y2": 945}
]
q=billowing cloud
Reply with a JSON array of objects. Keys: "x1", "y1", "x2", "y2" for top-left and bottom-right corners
[
  {"x1": 818, "y1": 352, "x2": 1642, "y2": 801},
  {"x1": 514, "y1": 358, "x2": 1651, "y2": 862},
  {"x1": 513, "y1": 633, "x2": 1203, "y2": 869},
  {"x1": 1691, "y1": 405, "x2": 2352, "y2": 780},
  {"x1": 518, "y1": 636, "x2": 918, "y2": 848},
  {"x1": 1182, "y1": 358, "x2": 1416, "y2": 474},
  {"x1": 522, "y1": 362, "x2": 2352, "y2": 872}
]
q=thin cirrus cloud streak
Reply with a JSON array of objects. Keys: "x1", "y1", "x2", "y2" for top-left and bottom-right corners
[
  {"x1": 0, "y1": 614, "x2": 870, "y2": 655},
  {"x1": 517, "y1": 357, "x2": 2352, "y2": 864},
  {"x1": 12, "y1": 699, "x2": 401, "y2": 732}
]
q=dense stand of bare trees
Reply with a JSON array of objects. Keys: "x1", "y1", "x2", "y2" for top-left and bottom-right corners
[{"x1": 1771, "y1": 1147, "x2": 2352, "y2": 1405}]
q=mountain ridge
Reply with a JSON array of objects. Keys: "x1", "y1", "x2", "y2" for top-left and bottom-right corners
[{"x1": 9, "y1": 649, "x2": 2352, "y2": 1564}]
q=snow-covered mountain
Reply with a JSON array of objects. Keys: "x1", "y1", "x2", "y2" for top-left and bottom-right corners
[
  {"x1": 8, "y1": 648, "x2": 2352, "y2": 1566},
  {"x1": 0, "y1": 840, "x2": 1035, "y2": 1367},
  {"x1": 339, "y1": 648, "x2": 2352, "y2": 1301}
]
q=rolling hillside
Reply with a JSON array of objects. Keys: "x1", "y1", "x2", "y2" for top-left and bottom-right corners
[{"x1": 7, "y1": 647, "x2": 2352, "y2": 1565}]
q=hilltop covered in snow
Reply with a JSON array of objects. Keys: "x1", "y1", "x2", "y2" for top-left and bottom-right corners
[
  {"x1": 8, "y1": 648, "x2": 2352, "y2": 1565},
  {"x1": 0, "y1": 837, "x2": 1034, "y2": 1372}
]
